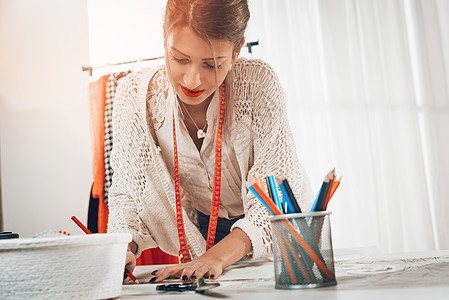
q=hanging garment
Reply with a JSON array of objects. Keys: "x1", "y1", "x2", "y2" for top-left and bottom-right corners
[
  {"x1": 87, "y1": 184, "x2": 99, "y2": 233},
  {"x1": 104, "y1": 72, "x2": 131, "y2": 205},
  {"x1": 88, "y1": 74, "x2": 109, "y2": 232}
]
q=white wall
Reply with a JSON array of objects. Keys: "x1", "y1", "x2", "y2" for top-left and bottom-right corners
[
  {"x1": 0, "y1": 0, "x2": 92, "y2": 237},
  {"x1": 87, "y1": 0, "x2": 166, "y2": 80}
]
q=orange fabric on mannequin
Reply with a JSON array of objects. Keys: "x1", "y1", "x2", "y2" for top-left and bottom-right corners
[
  {"x1": 89, "y1": 75, "x2": 109, "y2": 233},
  {"x1": 89, "y1": 75, "x2": 109, "y2": 201}
]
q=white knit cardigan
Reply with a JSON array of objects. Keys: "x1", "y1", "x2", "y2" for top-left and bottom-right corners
[{"x1": 107, "y1": 58, "x2": 314, "y2": 260}]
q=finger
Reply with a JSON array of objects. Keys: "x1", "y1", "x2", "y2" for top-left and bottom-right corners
[
  {"x1": 184, "y1": 262, "x2": 215, "y2": 281},
  {"x1": 180, "y1": 264, "x2": 200, "y2": 282},
  {"x1": 125, "y1": 251, "x2": 136, "y2": 273},
  {"x1": 187, "y1": 264, "x2": 210, "y2": 281},
  {"x1": 123, "y1": 276, "x2": 133, "y2": 284},
  {"x1": 154, "y1": 265, "x2": 184, "y2": 282},
  {"x1": 208, "y1": 266, "x2": 223, "y2": 280}
]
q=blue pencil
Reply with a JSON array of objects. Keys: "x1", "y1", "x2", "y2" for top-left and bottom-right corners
[
  {"x1": 279, "y1": 182, "x2": 297, "y2": 213},
  {"x1": 309, "y1": 186, "x2": 322, "y2": 213},
  {"x1": 310, "y1": 169, "x2": 334, "y2": 212},
  {"x1": 282, "y1": 179, "x2": 302, "y2": 213},
  {"x1": 268, "y1": 175, "x2": 282, "y2": 211}
]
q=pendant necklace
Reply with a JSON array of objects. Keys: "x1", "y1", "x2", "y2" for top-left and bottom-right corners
[{"x1": 179, "y1": 100, "x2": 207, "y2": 139}]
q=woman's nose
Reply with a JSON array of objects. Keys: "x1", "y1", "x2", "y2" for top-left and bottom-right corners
[{"x1": 183, "y1": 65, "x2": 201, "y2": 89}]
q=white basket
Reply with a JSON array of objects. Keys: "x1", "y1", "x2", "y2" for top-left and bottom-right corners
[{"x1": 0, "y1": 233, "x2": 131, "y2": 299}]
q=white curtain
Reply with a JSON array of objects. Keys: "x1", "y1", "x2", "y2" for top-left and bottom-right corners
[{"x1": 246, "y1": 0, "x2": 449, "y2": 253}]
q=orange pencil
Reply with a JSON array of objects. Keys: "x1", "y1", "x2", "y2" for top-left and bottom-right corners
[
  {"x1": 272, "y1": 226, "x2": 298, "y2": 284},
  {"x1": 256, "y1": 176, "x2": 264, "y2": 192},
  {"x1": 324, "y1": 176, "x2": 341, "y2": 210}
]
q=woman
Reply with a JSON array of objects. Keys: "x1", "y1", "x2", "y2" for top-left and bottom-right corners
[{"x1": 108, "y1": 0, "x2": 313, "y2": 282}]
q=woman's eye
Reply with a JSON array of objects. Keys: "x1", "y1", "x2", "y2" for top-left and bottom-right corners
[
  {"x1": 172, "y1": 56, "x2": 188, "y2": 64},
  {"x1": 204, "y1": 63, "x2": 221, "y2": 70}
]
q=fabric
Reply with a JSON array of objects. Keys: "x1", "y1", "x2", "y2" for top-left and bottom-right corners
[
  {"x1": 87, "y1": 184, "x2": 99, "y2": 233},
  {"x1": 136, "y1": 248, "x2": 179, "y2": 266},
  {"x1": 197, "y1": 210, "x2": 244, "y2": 244},
  {"x1": 107, "y1": 58, "x2": 314, "y2": 260},
  {"x1": 89, "y1": 75, "x2": 109, "y2": 233},
  {"x1": 88, "y1": 75, "x2": 109, "y2": 202},
  {"x1": 156, "y1": 84, "x2": 244, "y2": 219},
  {"x1": 104, "y1": 71, "x2": 131, "y2": 205}
]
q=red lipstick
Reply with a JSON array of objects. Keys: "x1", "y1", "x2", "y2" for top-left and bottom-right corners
[{"x1": 180, "y1": 85, "x2": 205, "y2": 98}]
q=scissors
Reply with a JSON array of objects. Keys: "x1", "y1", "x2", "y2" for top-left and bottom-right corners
[{"x1": 155, "y1": 278, "x2": 220, "y2": 294}]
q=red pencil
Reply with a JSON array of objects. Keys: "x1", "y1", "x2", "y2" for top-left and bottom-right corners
[
  {"x1": 71, "y1": 216, "x2": 139, "y2": 283},
  {"x1": 71, "y1": 216, "x2": 91, "y2": 234}
]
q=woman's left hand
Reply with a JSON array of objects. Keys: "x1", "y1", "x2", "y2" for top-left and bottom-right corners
[
  {"x1": 151, "y1": 228, "x2": 252, "y2": 283},
  {"x1": 152, "y1": 256, "x2": 223, "y2": 282}
]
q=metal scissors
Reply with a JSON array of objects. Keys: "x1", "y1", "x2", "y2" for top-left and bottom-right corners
[{"x1": 156, "y1": 278, "x2": 220, "y2": 294}]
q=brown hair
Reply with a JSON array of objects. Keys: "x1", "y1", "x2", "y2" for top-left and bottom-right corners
[{"x1": 163, "y1": 0, "x2": 250, "y2": 54}]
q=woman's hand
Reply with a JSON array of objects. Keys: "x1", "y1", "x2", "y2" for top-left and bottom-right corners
[
  {"x1": 152, "y1": 255, "x2": 223, "y2": 282},
  {"x1": 123, "y1": 242, "x2": 137, "y2": 284},
  {"x1": 152, "y1": 228, "x2": 252, "y2": 283}
]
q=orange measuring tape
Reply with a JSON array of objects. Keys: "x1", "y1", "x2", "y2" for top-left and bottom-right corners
[{"x1": 173, "y1": 82, "x2": 226, "y2": 263}]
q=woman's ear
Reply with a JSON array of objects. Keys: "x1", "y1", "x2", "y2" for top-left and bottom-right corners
[{"x1": 232, "y1": 38, "x2": 246, "y2": 63}]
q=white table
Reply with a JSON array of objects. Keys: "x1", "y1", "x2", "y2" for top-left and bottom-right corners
[{"x1": 120, "y1": 249, "x2": 449, "y2": 299}]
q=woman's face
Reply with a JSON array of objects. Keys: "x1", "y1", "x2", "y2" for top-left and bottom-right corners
[{"x1": 165, "y1": 26, "x2": 236, "y2": 106}]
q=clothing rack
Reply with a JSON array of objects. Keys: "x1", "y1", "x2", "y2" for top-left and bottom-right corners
[
  {"x1": 81, "y1": 56, "x2": 165, "y2": 77},
  {"x1": 81, "y1": 41, "x2": 259, "y2": 77}
]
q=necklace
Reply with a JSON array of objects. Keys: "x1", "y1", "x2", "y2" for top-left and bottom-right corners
[
  {"x1": 179, "y1": 100, "x2": 207, "y2": 139},
  {"x1": 172, "y1": 82, "x2": 226, "y2": 262}
]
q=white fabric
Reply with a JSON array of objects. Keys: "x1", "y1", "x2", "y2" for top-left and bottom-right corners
[
  {"x1": 107, "y1": 58, "x2": 314, "y2": 259},
  {"x1": 246, "y1": 0, "x2": 449, "y2": 253},
  {"x1": 156, "y1": 84, "x2": 244, "y2": 219}
]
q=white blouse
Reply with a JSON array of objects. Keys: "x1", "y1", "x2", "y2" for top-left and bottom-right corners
[
  {"x1": 108, "y1": 58, "x2": 314, "y2": 259},
  {"x1": 155, "y1": 86, "x2": 244, "y2": 219}
]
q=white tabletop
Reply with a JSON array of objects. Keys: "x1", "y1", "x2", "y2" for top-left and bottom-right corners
[{"x1": 120, "y1": 249, "x2": 449, "y2": 299}]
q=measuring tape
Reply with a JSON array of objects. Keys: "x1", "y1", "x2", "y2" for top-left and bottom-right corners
[{"x1": 172, "y1": 82, "x2": 226, "y2": 263}]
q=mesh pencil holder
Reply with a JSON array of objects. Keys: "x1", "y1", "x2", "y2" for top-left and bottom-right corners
[
  {"x1": 0, "y1": 233, "x2": 131, "y2": 299},
  {"x1": 268, "y1": 211, "x2": 337, "y2": 289}
]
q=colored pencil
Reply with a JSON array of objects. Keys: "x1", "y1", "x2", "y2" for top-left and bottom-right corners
[
  {"x1": 272, "y1": 225, "x2": 299, "y2": 284},
  {"x1": 310, "y1": 169, "x2": 334, "y2": 212},
  {"x1": 281, "y1": 179, "x2": 302, "y2": 213},
  {"x1": 278, "y1": 182, "x2": 296, "y2": 213},
  {"x1": 252, "y1": 186, "x2": 311, "y2": 282},
  {"x1": 265, "y1": 177, "x2": 274, "y2": 203},
  {"x1": 324, "y1": 176, "x2": 341, "y2": 210},
  {"x1": 256, "y1": 176, "x2": 265, "y2": 192},
  {"x1": 268, "y1": 175, "x2": 282, "y2": 211},
  {"x1": 248, "y1": 186, "x2": 275, "y2": 215},
  {"x1": 250, "y1": 183, "x2": 335, "y2": 281}
]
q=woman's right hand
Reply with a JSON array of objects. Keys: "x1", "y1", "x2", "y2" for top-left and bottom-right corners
[{"x1": 123, "y1": 242, "x2": 137, "y2": 284}]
